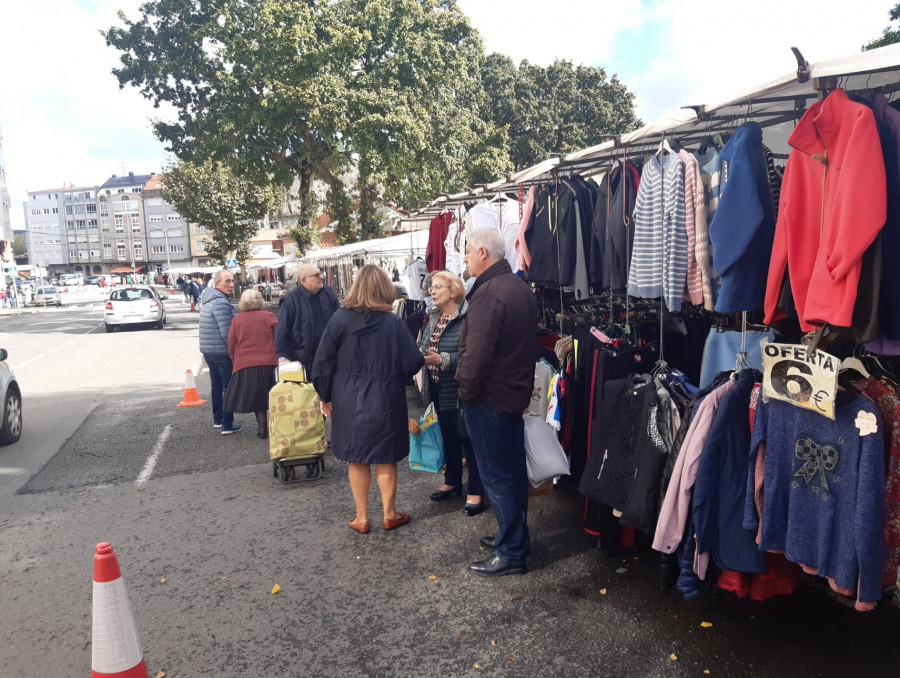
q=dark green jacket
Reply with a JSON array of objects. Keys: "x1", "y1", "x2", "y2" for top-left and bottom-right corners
[{"x1": 418, "y1": 299, "x2": 467, "y2": 411}]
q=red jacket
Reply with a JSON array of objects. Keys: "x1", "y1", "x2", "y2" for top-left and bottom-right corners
[
  {"x1": 228, "y1": 310, "x2": 278, "y2": 373},
  {"x1": 425, "y1": 212, "x2": 452, "y2": 272},
  {"x1": 765, "y1": 89, "x2": 887, "y2": 331}
]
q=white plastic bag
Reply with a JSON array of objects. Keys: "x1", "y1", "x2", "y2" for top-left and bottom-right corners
[{"x1": 523, "y1": 415, "x2": 570, "y2": 488}]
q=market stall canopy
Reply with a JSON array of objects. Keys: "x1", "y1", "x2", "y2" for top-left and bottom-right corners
[
  {"x1": 164, "y1": 265, "x2": 224, "y2": 276},
  {"x1": 399, "y1": 42, "x2": 900, "y2": 224},
  {"x1": 296, "y1": 229, "x2": 428, "y2": 263},
  {"x1": 110, "y1": 266, "x2": 147, "y2": 274}
]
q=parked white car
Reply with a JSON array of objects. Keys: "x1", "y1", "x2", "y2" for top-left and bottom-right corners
[
  {"x1": 0, "y1": 348, "x2": 22, "y2": 445},
  {"x1": 31, "y1": 286, "x2": 62, "y2": 306},
  {"x1": 104, "y1": 285, "x2": 166, "y2": 332}
]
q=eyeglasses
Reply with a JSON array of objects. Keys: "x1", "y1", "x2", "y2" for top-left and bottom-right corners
[
  {"x1": 430, "y1": 284, "x2": 447, "y2": 291},
  {"x1": 304, "y1": 272, "x2": 324, "y2": 279}
]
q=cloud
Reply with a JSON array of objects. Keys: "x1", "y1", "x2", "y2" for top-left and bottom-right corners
[{"x1": 0, "y1": 0, "x2": 170, "y2": 229}]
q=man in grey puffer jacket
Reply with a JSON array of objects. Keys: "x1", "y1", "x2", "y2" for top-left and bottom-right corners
[{"x1": 199, "y1": 269, "x2": 241, "y2": 434}]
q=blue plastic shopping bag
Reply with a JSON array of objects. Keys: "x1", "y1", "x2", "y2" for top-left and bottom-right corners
[{"x1": 409, "y1": 405, "x2": 445, "y2": 473}]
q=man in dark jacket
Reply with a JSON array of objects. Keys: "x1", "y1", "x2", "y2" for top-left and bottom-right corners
[
  {"x1": 457, "y1": 227, "x2": 538, "y2": 576},
  {"x1": 275, "y1": 264, "x2": 339, "y2": 370}
]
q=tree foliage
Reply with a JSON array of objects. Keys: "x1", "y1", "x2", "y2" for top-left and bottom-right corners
[
  {"x1": 863, "y1": 3, "x2": 900, "y2": 50},
  {"x1": 104, "y1": 0, "x2": 510, "y2": 243},
  {"x1": 161, "y1": 160, "x2": 282, "y2": 265},
  {"x1": 481, "y1": 54, "x2": 640, "y2": 171}
]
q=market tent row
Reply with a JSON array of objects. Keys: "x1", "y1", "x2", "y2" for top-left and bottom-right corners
[
  {"x1": 296, "y1": 229, "x2": 428, "y2": 265},
  {"x1": 399, "y1": 43, "x2": 900, "y2": 223},
  {"x1": 164, "y1": 265, "x2": 225, "y2": 276}
]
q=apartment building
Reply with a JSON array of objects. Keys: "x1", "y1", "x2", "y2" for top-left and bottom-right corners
[
  {"x1": 143, "y1": 174, "x2": 191, "y2": 272},
  {"x1": 61, "y1": 185, "x2": 102, "y2": 275},
  {"x1": 23, "y1": 188, "x2": 66, "y2": 274},
  {"x1": 97, "y1": 172, "x2": 152, "y2": 275}
]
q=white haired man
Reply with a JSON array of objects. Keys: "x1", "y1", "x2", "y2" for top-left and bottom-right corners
[
  {"x1": 456, "y1": 227, "x2": 538, "y2": 576},
  {"x1": 275, "y1": 263, "x2": 339, "y2": 370}
]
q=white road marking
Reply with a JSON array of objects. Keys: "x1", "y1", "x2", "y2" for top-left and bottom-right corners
[
  {"x1": 10, "y1": 324, "x2": 101, "y2": 370},
  {"x1": 135, "y1": 424, "x2": 173, "y2": 487}
]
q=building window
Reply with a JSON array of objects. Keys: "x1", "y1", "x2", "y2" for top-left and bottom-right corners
[
  {"x1": 64, "y1": 205, "x2": 73, "y2": 215},
  {"x1": 151, "y1": 245, "x2": 166, "y2": 254},
  {"x1": 74, "y1": 204, "x2": 85, "y2": 214},
  {"x1": 115, "y1": 216, "x2": 123, "y2": 233},
  {"x1": 52, "y1": 207, "x2": 58, "y2": 214},
  {"x1": 132, "y1": 187, "x2": 141, "y2": 193},
  {"x1": 76, "y1": 220, "x2": 86, "y2": 229},
  {"x1": 117, "y1": 245, "x2": 126, "y2": 259},
  {"x1": 66, "y1": 221, "x2": 75, "y2": 230},
  {"x1": 169, "y1": 245, "x2": 184, "y2": 253},
  {"x1": 69, "y1": 249, "x2": 78, "y2": 258},
  {"x1": 194, "y1": 225, "x2": 206, "y2": 234},
  {"x1": 166, "y1": 214, "x2": 181, "y2": 222},
  {"x1": 195, "y1": 240, "x2": 206, "y2": 252},
  {"x1": 131, "y1": 219, "x2": 141, "y2": 232},
  {"x1": 101, "y1": 217, "x2": 109, "y2": 231},
  {"x1": 103, "y1": 245, "x2": 112, "y2": 261},
  {"x1": 88, "y1": 219, "x2": 98, "y2": 228},
  {"x1": 86, "y1": 204, "x2": 97, "y2": 214},
  {"x1": 149, "y1": 215, "x2": 163, "y2": 223},
  {"x1": 89, "y1": 250, "x2": 100, "y2": 259},
  {"x1": 133, "y1": 243, "x2": 143, "y2": 258}
]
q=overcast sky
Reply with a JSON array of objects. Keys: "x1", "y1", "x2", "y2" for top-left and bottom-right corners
[{"x1": 0, "y1": 0, "x2": 892, "y2": 230}]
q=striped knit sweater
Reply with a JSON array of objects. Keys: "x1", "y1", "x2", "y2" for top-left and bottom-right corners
[{"x1": 628, "y1": 153, "x2": 688, "y2": 312}]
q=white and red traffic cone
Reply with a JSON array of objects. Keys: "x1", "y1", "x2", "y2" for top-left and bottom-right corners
[{"x1": 91, "y1": 542, "x2": 148, "y2": 678}]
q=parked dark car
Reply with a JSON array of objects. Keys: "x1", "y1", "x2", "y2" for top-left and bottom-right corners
[{"x1": 83, "y1": 275, "x2": 102, "y2": 285}]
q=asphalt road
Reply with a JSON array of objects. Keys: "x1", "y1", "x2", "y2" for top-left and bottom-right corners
[{"x1": 0, "y1": 300, "x2": 898, "y2": 677}]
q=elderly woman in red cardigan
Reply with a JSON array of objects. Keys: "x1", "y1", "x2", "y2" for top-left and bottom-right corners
[{"x1": 225, "y1": 288, "x2": 278, "y2": 439}]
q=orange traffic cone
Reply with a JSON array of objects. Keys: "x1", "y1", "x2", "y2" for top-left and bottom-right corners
[
  {"x1": 177, "y1": 369, "x2": 207, "y2": 407},
  {"x1": 91, "y1": 542, "x2": 149, "y2": 678},
  {"x1": 190, "y1": 301, "x2": 196, "y2": 311}
]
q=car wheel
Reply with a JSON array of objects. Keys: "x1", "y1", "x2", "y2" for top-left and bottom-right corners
[
  {"x1": 105, "y1": 323, "x2": 114, "y2": 333},
  {"x1": 0, "y1": 384, "x2": 22, "y2": 445},
  {"x1": 155, "y1": 318, "x2": 164, "y2": 329}
]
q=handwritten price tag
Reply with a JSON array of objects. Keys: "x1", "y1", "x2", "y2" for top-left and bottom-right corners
[{"x1": 761, "y1": 341, "x2": 839, "y2": 420}]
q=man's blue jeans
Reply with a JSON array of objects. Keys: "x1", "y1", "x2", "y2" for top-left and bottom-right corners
[
  {"x1": 464, "y1": 400, "x2": 530, "y2": 565},
  {"x1": 204, "y1": 353, "x2": 234, "y2": 428}
]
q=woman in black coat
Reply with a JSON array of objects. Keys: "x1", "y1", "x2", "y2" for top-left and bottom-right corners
[{"x1": 312, "y1": 265, "x2": 424, "y2": 534}]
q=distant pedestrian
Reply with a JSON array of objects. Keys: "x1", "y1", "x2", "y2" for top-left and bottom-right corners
[
  {"x1": 189, "y1": 278, "x2": 202, "y2": 308},
  {"x1": 225, "y1": 289, "x2": 278, "y2": 439},
  {"x1": 199, "y1": 270, "x2": 242, "y2": 435},
  {"x1": 456, "y1": 227, "x2": 538, "y2": 577},
  {"x1": 312, "y1": 265, "x2": 424, "y2": 534},
  {"x1": 275, "y1": 264, "x2": 339, "y2": 372},
  {"x1": 0, "y1": 287, "x2": 6, "y2": 308}
]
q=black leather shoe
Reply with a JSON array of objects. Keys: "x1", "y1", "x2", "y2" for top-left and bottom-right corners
[
  {"x1": 430, "y1": 486, "x2": 462, "y2": 501},
  {"x1": 468, "y1": 554, "x2": 527, "y2": 577},
  {"x1": 463, "y1": 501, "x2": 487, "y2": 517},
  {"x1": 479, "y1": 535, "x2": 496, "y2": 549}
]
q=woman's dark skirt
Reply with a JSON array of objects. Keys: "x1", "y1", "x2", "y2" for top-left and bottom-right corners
[{"x1": 224, "y1": 365, "x2": 276, "y2": 413}]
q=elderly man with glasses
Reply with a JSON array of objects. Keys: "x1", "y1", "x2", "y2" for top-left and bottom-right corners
[
  {"x1": 199, "y1": 269, "x2": 242, "y2": 434},
  {"x1": 275, "y1": 263, "x2": 339, "y2": 372}
]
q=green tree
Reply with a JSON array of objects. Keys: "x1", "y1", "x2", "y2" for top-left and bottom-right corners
[
  {"x1": 480, "y1": 54, "x2": 640, "y2": 171},
  {"x1": 104, "y1": 0, "x2": 510, "y2": 244},
  {"x1": 161, "y1": 160, "x2": 282, "y2": 267},
  {"x1": 12, "y1": 233, "x2": 27, "y2": 257},
  {"x1": 863, "y1": 3, "x2": 900, "y2": 50}
]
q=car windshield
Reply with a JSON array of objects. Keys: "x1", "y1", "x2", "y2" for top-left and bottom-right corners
[
  {"x1": 39, "y1": 287, "x2": 55, "y2": 294},
  {"x1": 111, "y1": 289, "x2": 153, "y2": 301}
]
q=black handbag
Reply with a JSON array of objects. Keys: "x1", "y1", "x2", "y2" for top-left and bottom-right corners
[{"x1": 456, "y1": 401, "x2": 469, "y2": 441}]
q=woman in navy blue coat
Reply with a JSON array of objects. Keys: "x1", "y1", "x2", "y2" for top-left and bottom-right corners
[{"x1": 312, "y1": 265, "x2": 425, "y2": 534}]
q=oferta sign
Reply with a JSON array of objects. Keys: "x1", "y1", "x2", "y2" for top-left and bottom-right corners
[{"x1": 761, "y1": 341, "x2": 839, "y2": 420}]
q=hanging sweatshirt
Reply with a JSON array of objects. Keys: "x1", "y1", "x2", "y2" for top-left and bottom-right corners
[
  {"x1": 873, "y1": 95, "x2": 900, "y2": 340},
  {"x1": 627, "y1": 153, "x2": 688, "y2": 312},
  {"x1": 743, "y1": 394, "x2": 886, "y2": 604},
  {"x1": 693, "y1": 370, "x2": 767, "y2": 575},
  {"x1": 709, "y1": 122, "x2": 776, "y2": 313},
  {"x1": 764, "y1": 89, "x2": 887, "y2": 331},
  {"x1": 426, "y1": 212, "x2": 452, "y2": 272},
  {"x1": 443, "y1": 204, "x2": 468, "y2": 277},
  {"x1": 468, "y1": 199, "x2": 520, "y2": 273},
  {"x1": 515, "y1": 186, "x2": 536, "y2": 273},
  {"x1": 594, "y1": 163, "x2": 638, "y2": 291}
]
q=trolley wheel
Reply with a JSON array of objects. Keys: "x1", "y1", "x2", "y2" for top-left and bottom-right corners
[{"x1": 273, "y1": 462, "x2": 279, "y2": 478}]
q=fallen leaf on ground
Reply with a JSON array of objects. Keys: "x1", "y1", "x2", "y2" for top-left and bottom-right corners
[
  {"x1": 138, "y1": 487, "x2": 144, "y2": 492},
  {"x1": 703, "y1": 671, "x2": 710, "y2": 675},
  {"x1": 271, "y1": 584, "x2": 281, "y2": 594},
  {"x1": 221, "y1": 577, "x2": 228, "y2": 580},
  {"x1": 155, "y1": 672, "x2": 166, "y2": 678},
  {"x1": 159, "y1": 578, "x2": 166, "y2": 584},
  {"x1": 491, "y1": 640, "x2": 496, "y2": 647},
  {"x1": 700, "y1": 621, "x2": 713, "y2": 628},
  {"x1": 513, "y1": 595, "x2": 523, "y2": 600},
  {"x1": 456, "y1": 636, "x2": 462, "y2": 641},
  {"x1": 599, "y1": 588, "x2": 607, "y2": 595},
  {"x1": 670, "y1": 654, "x2": 678, "y2": 661},
  {"x1": 473, "y1": 664, "x2": 480, "y2": 669},
  {"x1": 429, "y1": 575, "x2": 439, "y2": 580},
  {"x1": 507, "y1": 656, "x2": 516, "y2": 662}
]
